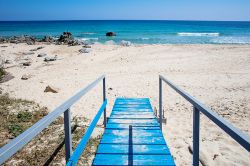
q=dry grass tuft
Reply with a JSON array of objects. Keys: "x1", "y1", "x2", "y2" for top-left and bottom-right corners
[{"x1": 0, "y1": 94, "x2": 102, "y2": 166}]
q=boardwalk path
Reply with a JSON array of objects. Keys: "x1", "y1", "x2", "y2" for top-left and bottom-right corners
[{"x1": 93, "y1": 98, "x2": 175, "y2": 165}]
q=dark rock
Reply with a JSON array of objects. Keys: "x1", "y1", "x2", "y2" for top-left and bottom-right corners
[
  {"x1": 21, "y1": 74, "x2": 32, "y2": 80},
  {"x1": 22, "y1": 36, "x2": 36, "y2": 44},
  {"x1": 213, "y1": 154, "x2": 219, "y2": 160},
  {"x1": 37, "y1": 53, "x2": 47, "y2": 57},
  {"x1": 106, "y1": 32, "x2": 116, "y2": 36},
  {"x1": 41, "y1": 36, "x2": 54, "y2": 43},
  {"x1": 27, "y1": 41, "x2": 35, "y2": 45},
  {"x1": 5, "y1": 60, "x2": 12, "y2": 64},
  {"x1": 82, "y1": 44, "x2": 91, "y2": 48},
  {"x1": 8, "y1": 35, "x2": 36, "y2": 44},
  {"x1": 79, "y1": 48, "x2": 91, "y2": 53},
  {"x1": 22, "y1": 52, "x2": 35, "y2": 55},
  {"x1": 44, "y1": 85, "x2": 59, "y2": 93},
  {"x1": 0, "y1": 38, "x2": 8, "y2": 44},
  {"x1": 23, "y1": 61, "x2": 31, "y2": 66},
  {"x1": 58, "y1": 32, "x2": 73, "y2": 43},
  {"x1": 10, "y1": 39, "x2": 18, "y2": 44},
  {"x1": 56, "y1": 32, "x2": 81, "y2": 46},
  {"x1": 30, "y1": 46, "x2": 44, "y2": 51},
  {"x1": 68, "y1": 40, "x2": 81, "y2": 46},
  {"x1": 44, "y1": 55, "x2": 57, "y2": 62}
]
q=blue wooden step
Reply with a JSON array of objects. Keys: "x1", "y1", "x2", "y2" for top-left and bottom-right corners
[{"x1": 92, "y1": 98, "x2": 175, "y2": 166}]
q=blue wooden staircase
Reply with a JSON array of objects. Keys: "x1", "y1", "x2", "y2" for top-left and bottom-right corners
[{"x1": 93, "y1": 98, "x2": 175, "y2": 165}]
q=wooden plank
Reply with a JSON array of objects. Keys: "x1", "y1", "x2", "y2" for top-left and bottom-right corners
[
  {"x1": 111, "y1": 111, "x2": 154, "y2": 115},
  {"x1": 115, "y1": 102, "x2": 150, "y2": 105},
  {"x1": 108, "y1": 118, "x2": 158, "y2": 124},
  {"x1": 97, "y1": 144, "x2": 170, "y2": 154},
  {"x1": 113, "y1": 105, "x2": 152, "y2": 109},
  {"x1": 112, "y1": 108, "x2": 153, "y2": 112},
  {"x1": 100, "y1": 135, "x2": 166, "y2": 144},
  {"x1": 103, "y1": 129, "x2": 163, "y2": 137},
  {"x1": 110, "y1": 114, "x2": 155, "y2": 119},
  {"x1": 115, "y1": 98, "x2": 149, "y2": 101},
  {"x1": 106, "y1": 123, "x2": 159, "y2": 129},
  {"x1": 93, "y1": 154, "x2": 175, "y2": 166}
]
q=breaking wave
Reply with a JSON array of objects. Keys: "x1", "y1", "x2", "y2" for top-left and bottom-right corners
[
  {"x1": 82, "y1": 32, "x2": 96, "y2": 35},
  {"x1": 77, "y1": 37, "x2": 98, "y2": 41},
  {"x1": 177, "y1": 32, "x2": 220, "y2": 37},
  {"x1": 211, "y1": 37, "x2": 250, "y2": 44}
]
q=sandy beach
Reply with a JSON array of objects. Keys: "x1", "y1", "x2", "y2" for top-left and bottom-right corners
[{"x1": 0, "y1": 43, "x2": 250, "y2": 165}]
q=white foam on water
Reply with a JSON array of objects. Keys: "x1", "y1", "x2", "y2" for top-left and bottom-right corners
[
  {"x1": 141, "y1": 37, "x2": 150, "y2": 40},
  {"x1": 177, "y1": 32, "x2": 220, "y2": 36},
  {"x1": 105, "y1": 40, "x2": 116, "y2": 45},
  {"x1": 77, "y1": 37, "x2": 98, "y2": 41},
  {"x1": 82, "y1": 32, "x2": 96, "y2": 35},
  {"x1": 211, "y1": 37, "x2": 250, "y2": 44}
]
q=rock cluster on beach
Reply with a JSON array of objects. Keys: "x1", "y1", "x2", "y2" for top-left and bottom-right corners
[
  {"x1": 0, "y1": 32, "x2": 85, "y2": 46},
  {"x1": 0, "y1": 35, "x2": 36, "y2": 45},
  {"x1": 40, "y1": 36, "x2": 54, "y2": 43},
  {"x1": 57, "y1": 32, "x2": 81, "y2": 46}
]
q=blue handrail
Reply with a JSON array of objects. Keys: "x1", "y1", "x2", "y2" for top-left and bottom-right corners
[
  {"x1": 0, "y1": 75, "x2": 106, "y2": 165},
  {"x1": 66, "y1": 100, "x2": 107, "y2": 166},
  {"x1": 159, "y1": 75, "x2": 250, "y2": 166}
]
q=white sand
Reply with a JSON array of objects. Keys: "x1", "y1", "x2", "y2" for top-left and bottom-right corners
[{"x1": 1, "y1": 43, "x2": 250, "y2": 165}]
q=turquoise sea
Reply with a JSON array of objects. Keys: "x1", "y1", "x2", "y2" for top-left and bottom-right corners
[{"x1": 0, "y1": 20, "x2": 250, "y2": 44}]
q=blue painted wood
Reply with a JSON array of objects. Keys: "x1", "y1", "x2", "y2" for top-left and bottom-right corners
[
  {"x1": 108, "y1": 118, "x2": 158, "y2": 124},
  {"x1": 97, "y1": 144, "x2": 170, "y2": 154},
  {"x1": 103, "y1": 129, "x2": 163, "y2": 137},
  {"x1": 100, "y1": 136, "x2": 167, "y2": 145},
  {"x1": 111, "y1": 111, "x2": 154, "y2": 115},
  {"x1": 106, "y1": 124, "x2": 161, "y2": 130},
  {"x1": 93, "y1": 154, "x2": 175, "y2": 165},
  {"x1": 110, "y1": 115, "x2": 155, "y2": 118},
  {"x1": 93, "y1": 98, "x2": 175, "y2": 165}
]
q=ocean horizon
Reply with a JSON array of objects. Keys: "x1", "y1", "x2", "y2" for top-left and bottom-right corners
[{"x1": 1, "y1": 20, "x2": 250, "y2": 44}]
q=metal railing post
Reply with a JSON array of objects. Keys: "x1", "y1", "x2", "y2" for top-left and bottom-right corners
[
  {"x1": 159, "y1": 77, "x2": 163, "y2": 130},
  {"x1": 193, "y1": 107, "x2": 200, "y2": 166},
  {"x1": 103, "y1": 77, "x2": 107, "y2": 127},
  {"x1": 64, "y1": 109, "x2": 72, "y2": 162}
]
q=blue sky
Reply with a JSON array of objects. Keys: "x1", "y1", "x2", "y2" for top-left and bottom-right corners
[{"x1": 0, "y1": 0, "x2": 249, "y2": 21}]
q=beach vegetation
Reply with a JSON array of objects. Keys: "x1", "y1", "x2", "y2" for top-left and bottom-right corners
[
  {"x1": 0, "y1": 62, "x2": 5, "y2": 81},
  {"x1": 0, "y1": 94, "x2": 102, "y2": 165}
]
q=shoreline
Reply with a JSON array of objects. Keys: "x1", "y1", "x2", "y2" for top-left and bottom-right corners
[
  {"x1": 0, "y1": 42, "x2": 249, "y2": 165},
  {"x1": 2, "y1": 42, "x2": 250, "y2": 46}
]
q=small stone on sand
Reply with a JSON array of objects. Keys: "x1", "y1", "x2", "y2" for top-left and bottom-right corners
[
  {"x1": 21, "y1": 74, "x2": 32, "y2": 80},
  {"x1": 37, "y1": 53, "x2": 47, "y2": 57},
  {"x1": 44, "y1": 85, "x2": 59, "y2": 93},
  {"x1": 23, "y1": 61, "x2": 31, "y2": 66},
  {"x1": 79, "y1": 48, "x2": 91, "y2": 53}
]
